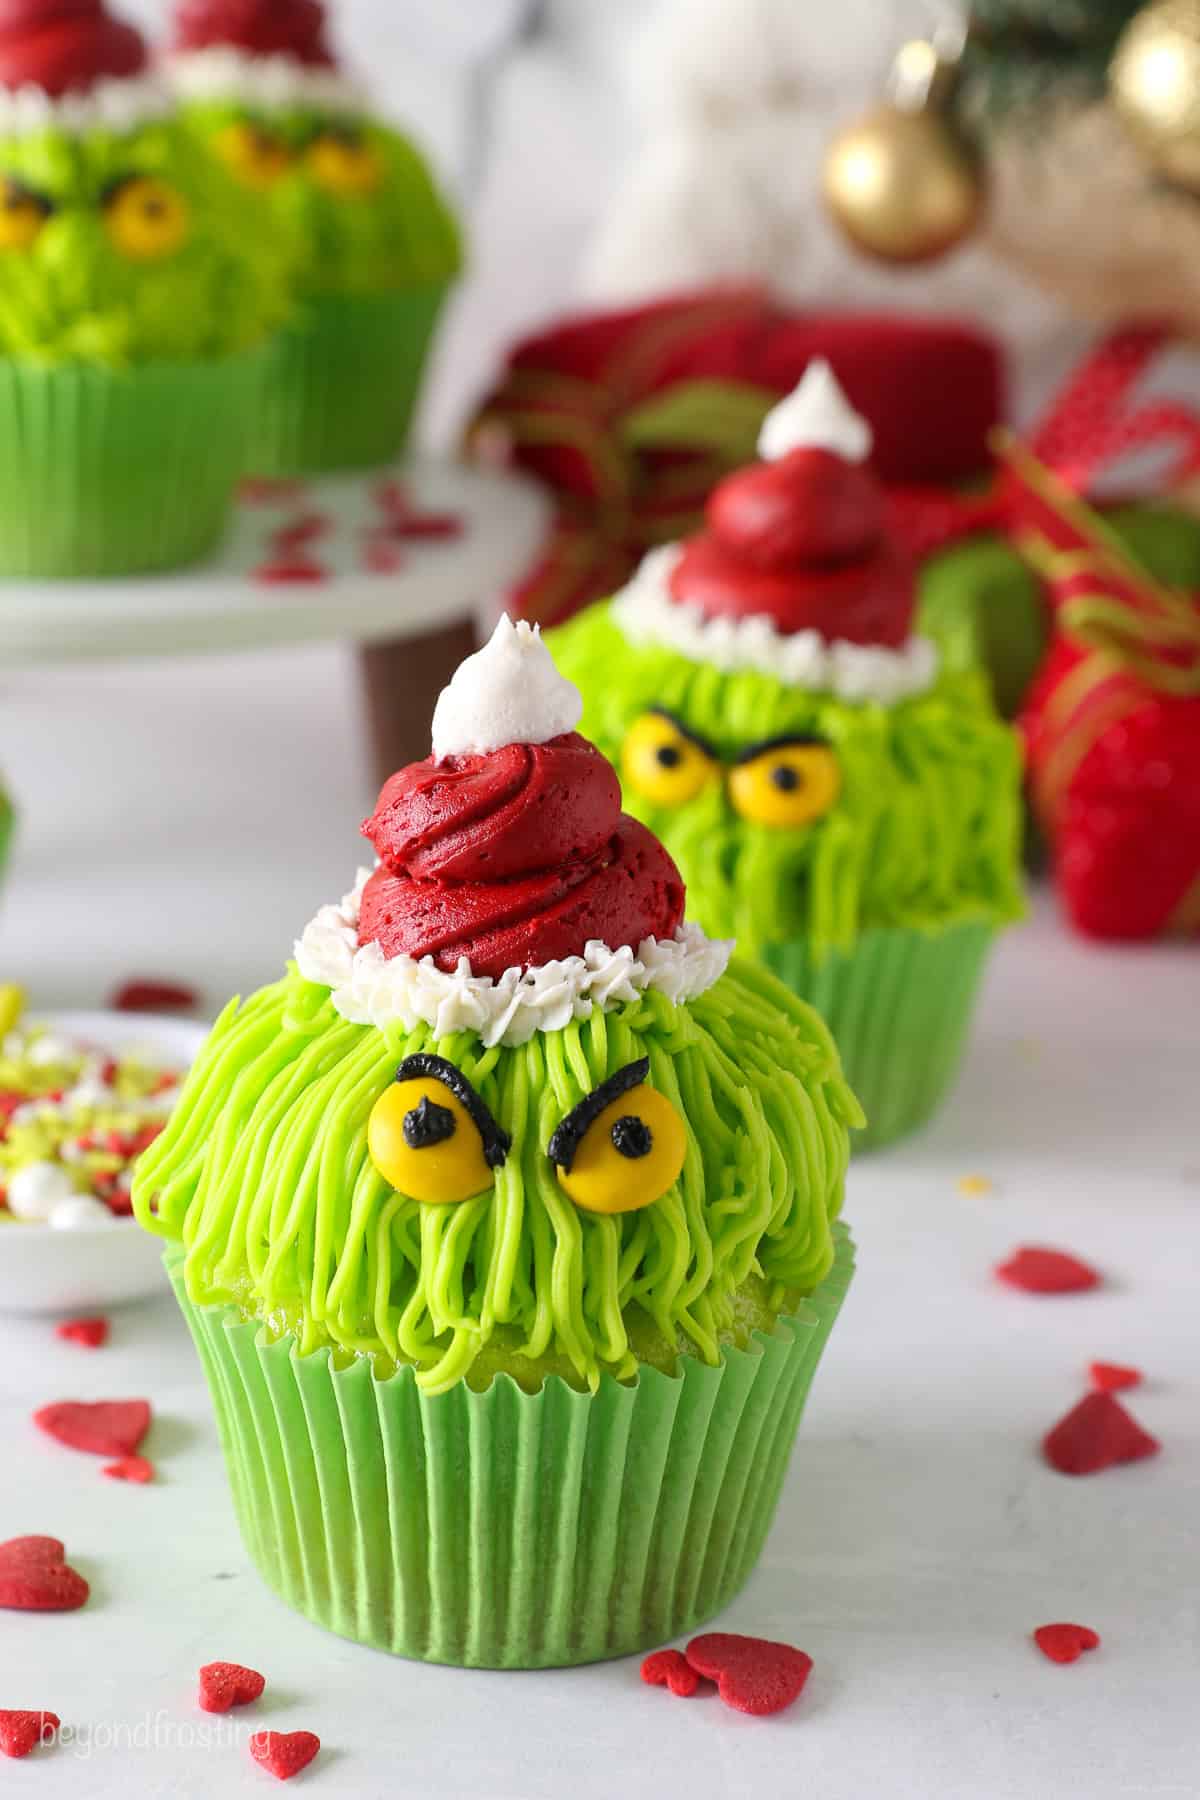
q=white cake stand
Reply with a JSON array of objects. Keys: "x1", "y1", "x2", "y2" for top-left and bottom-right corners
[{"x1": 0, "y1": 459, "x2": 548, "y2": 774}]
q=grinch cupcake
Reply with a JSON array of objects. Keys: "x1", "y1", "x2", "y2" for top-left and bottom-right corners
[
  {"x1": 167, "y1": 0, "x2": 462, "y2": 476},
  {"x1": 553, "y1": 363, "x2": 1024, "y2": 1151},
  {"x1": 0, "y1": 0, "x2": 285, "y2": 575},
  {"x1": 134, "y1": 619, "x2": 861, "y2": 1669}
]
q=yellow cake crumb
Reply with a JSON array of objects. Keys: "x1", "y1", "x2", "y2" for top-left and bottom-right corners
[{"x1": 957, "y1": 1174, "x2": 994, "y2": 1198}]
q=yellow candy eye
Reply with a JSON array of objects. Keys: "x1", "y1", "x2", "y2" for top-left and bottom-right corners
[
  {"x1": 548, "y1": 1059, "x2": 687, "y2": 1217},
  {"x1": 367, "y1": 1054, "x2": 509, "y2": 1205},
  {"x1": 622, "y1": 710, "x2": 719, "y2": 810},
  {"x1": 0, "y1": 177, "x2": 51, "y2": 251},
  {"x1": 305, "y1": 127, "x2": 384, "y2": 195},
  {"x1": 105, "y1": 177, "x2": 190, "y2": 262},
  {"x1": 728, "y1": 737, "x2": 841, "y2": 830},
  {"x1": 213, "y1": 122, "x2": 292, "y2": 189}
]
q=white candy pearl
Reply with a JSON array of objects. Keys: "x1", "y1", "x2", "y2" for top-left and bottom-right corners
[
  {"x1": 48, "y1": 1195, "x2": 117, "y2": 1232},
  {"x1": 6, "y1": 1161, "x2": 77, "y2": 1221}
]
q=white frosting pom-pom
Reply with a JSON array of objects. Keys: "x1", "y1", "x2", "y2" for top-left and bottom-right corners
[
  {"x1": 757, "y1": 358, "x2": 873, "y2": 464},
  {"x1": 431, "y1": 616, "x2": 584, "y2": 761}
]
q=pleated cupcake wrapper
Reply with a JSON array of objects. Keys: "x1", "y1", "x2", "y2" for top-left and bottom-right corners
[
  {"x1": 247, "y1": 285, "x2": 448, "y2": 477},
  {"x1": 167, "y1": 1224, "x2": 854, "y2": 1670},
  {"x1": 0, "y1": 351, "x2": 264, "y2": 577},
  {"x1": 765, "y1": 920, "x2": 995, "y2": 1152}
]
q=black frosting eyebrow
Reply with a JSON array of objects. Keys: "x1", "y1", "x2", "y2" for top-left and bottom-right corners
[
  {"x1": 733, "y1": 732, "x2": 829, "y2": 766},
  {"x1": 648, "y1": 708, "x2": 718, "y2": 761},
  {"x1": 395, "y1": 1054, "x2": 512, "y2": 1170},
  {"x1": 547, "y1": 1058, "x2": 650, "y2": 1174}
]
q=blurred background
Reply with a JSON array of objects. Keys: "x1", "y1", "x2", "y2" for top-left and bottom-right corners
[{"x1": 5, "y1": 0, "x2": 1200, "y2": 1003}]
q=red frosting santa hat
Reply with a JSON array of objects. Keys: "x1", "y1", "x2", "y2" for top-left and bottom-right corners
[
  {"x1": 167, "y1": 0, "x2": 361, "y2": 112},
  {"x1": 611, "y1": 360, "x2": 940, "y2": 706},
  {"x1": 0, "y1": 0, "x2": 168, "y2": 134}
]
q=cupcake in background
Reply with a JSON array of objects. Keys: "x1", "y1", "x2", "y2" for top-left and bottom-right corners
[
  {"x1": 0, "y1": 0, "x2": 286, "y2": 576},
  {"x1": 553, "y1": 363, "x2": 1024, "y2": 1151},
  {"x1": 135, "y1": 618, "x2": 861, "y2": 1668},
  {"x1": 167, "y1": 0, "x2": 463, "y2": 475}
]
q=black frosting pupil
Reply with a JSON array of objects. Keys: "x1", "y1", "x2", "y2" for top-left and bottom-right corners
[
  {"x1": 655, "y1": 744, "x2": 682, "y2": 770},
  {"x1": 611, "y1": 1115, "x2": 653, "y2": 1160},
  {"x1": 403, "y1": 1096, "x2": 457, "y2": 1151},
  {"x1": 770, "y1": 764, "x2": 802, "y2": 793}
]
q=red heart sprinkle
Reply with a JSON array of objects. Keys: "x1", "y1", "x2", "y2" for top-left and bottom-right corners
[
  {"x1": 995, "y1": 1247, "x2": 1101, "y2": 1294},
  {"x1": 270, "y1": 513, "x2": 332, "y2": 553},
  {"x1": 641, "y1": 1648, "x2": 703, "y2": 1698},
  {"x1": 34, "y1": 1399, "x2": 151, "y2": 1458},
  {"x1": 1034, "y1": 1623, "x2": 1101, "y2": 1665},
  {"x1": 199, "y1": 1662, "x2": 266, "y2": 1715},
  {"x1": 0, "y1": 1537, "x2": 89, "y2": 1612},
  {"x1": 254, "y1": 559, "x2": 329, "y2": 586},
  {"x1": 56, "y1": 1318, "x2": 109, "y2": 1350},
  {"x1": 372, "y1": 478, "x2": 411, "y2": 517},
  {"x1": 1043, "y1": 1391, "x2": 1160, "y2": 1476},
  {"x1": 684, "y1": 1633, "x2": 813, "y2": 1718},
  {"x1": 249, "y1": 1730, "x2": 320, "y2": 1781},
  {"x1": 394, "y1": 512, "x2": 463, "y2": 541},
  {"x1": 0, "y1": 1711, "x2": 60, "y2": 1758},
  {"x1": 1090, "y1": 1361, "x2": 1143, "y2": 1393},
  {"x1": 102, "y1": 1455, "x2": 155, "y2": 1485},
  {"x1": 239, "y1": 478, "x2": 307, "y2": 507},
  {"x1": 361, "y1": 533, "x2": 405, "y2": 574},
  {"x1": 111, "y1": 980, "x2": 197, "y2": 1014}
]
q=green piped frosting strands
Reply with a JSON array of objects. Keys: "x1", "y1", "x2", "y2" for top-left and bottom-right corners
[
  {"x1": 134, "y1": 964, "x2": 860, "y2": 1396},
  {"x1": 551, "y1": 604, "x2": 1024, "y2": 959}
]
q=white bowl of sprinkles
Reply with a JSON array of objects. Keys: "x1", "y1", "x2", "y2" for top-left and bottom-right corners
[{"x1": 0, "y1": 1011, "x2": 207, "y2": 1315}]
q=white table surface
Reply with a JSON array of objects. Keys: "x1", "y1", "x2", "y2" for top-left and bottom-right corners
[
  {"x1": 1, "y1": 644, "x2": 1197, "y2": 1799},
  {"x1": 0, "y1": 462, "x2": 545, "y2": 666}
]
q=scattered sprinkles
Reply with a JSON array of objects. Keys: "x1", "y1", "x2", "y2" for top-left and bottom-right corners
[
  {"x1": 1034, "y1": 1623, "x2": 1101, "y2": 1665},
  {"x1": 34, "y1": 1399, "x2": 152, "y2": 1459},
  {"x1": 1090, "y1": 1361, "x2": 1143, "y2": 1394},
  {"x1": 683, "y1": 1634, "x2": 813, "y2": 1718},
  {"x1": 199, "y1": 1663, "x2": 266, "y2": 1715},
  {"x1": 0, "y1": 1537, "x2": 89, "y2": 1613},
  {"x1": 56, "y1": 1318, "x2": 110, "y2": 1350},
  {"x1": 111, "y1": 980, "x2": 198, "y2": 1015},
  {"x1": 254, "y1": 557, "x2": 330, "y2": 586},
  {"x1": 270, "y1": 514, "x2": 332, "y2": 554},
  {"x1": 102, "y1": 1455, "x2": 155, "y2": 1485},
  {"x1": 995, "y1": 1247, "x2": 1101, "y2": 1294},
  {"x1": 249, "y1": 1730, "x2": 321, "y2": 1782},
  {"x1": 0, "y1": 1010, "x2": 181, "y2": 1229},
  {"x1": 1042, "y1": 1391, "x2": 1160, "y2": 1477},
  {"x1": 641, "y1": 1649, "x2": 702, "y2": 1698},
  {"x1": 0, "y1": 1711, "x2": 60, "y2": 1759}
]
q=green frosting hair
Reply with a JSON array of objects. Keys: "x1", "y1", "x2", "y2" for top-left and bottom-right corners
[
  {"x1": 552, "y1": 602, "x2": 1024, "y2": 959},
  {"x1": 178, "y1": 101, "x2": 462, "y2": 294},
  {"x1": 0, "y1": 118, "x2": 287, "y2": 363},
  {"x1": 134, "y1": 959, "x2": 860, "y2": 1396}
]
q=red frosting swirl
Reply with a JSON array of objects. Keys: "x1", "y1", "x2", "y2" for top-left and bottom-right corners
[
  {"x1": 0, "y1": 1, "x2": 146, "y2": 97},
  {"x1": 173, "y1": 0, "x2": 334, "y2": 66},
  {"x1": 671, "y1": 444, "x2": 916, "y2": 649},
  {"x1": 359, "y1": 733, "x2": 686, "y2": 979}
]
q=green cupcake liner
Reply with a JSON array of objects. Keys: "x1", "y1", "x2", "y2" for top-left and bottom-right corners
[
  {"x1": 167, "y1": 1224, "x2": 855, "y2": 1670},
  {"x1": 247, "y1": 285, "x2": 448, "y2": 477},
  {"x1": 0, "y1": 351, "x2": 265, "y2": 577},
  {"x1": 765, "y1": 920, "x2": 994, "y2": 1153}
]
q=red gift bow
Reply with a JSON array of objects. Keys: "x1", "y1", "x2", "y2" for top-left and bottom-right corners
[{"x1": 471, "y1": 301, "x2": 1200, "y2": 626}]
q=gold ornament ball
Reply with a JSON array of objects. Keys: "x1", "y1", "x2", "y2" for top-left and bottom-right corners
[
  {"x1": 823, "y1": 103, "x2": 985, "y2": 265},
  {"x1": 1112, "y1": 0, "x2": 1200, "y2": 192}
]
